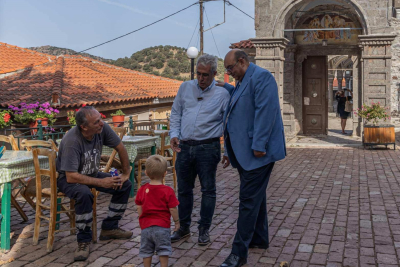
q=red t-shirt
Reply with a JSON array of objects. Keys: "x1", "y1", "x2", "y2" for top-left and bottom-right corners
[{"x1": 135, "y1": 183, "x2": 179, "y2": 230}]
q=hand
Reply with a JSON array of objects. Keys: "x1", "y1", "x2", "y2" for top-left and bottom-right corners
[
  {"x1": 216, "y1": 80, "x2": 225, "y2": 87},
  {"x1": 253, "y1": 150, "x2": 266, "y2": 158},
  {"x1": 118, "y1": 173, "x2": 129, "y2": 189},
  {"x1": 221, "y1": 155, "x2": 230, "y2": 168},
  {"x1": 171, "y1": 137, "x2": 181, "y2": 153},
  {"x1": 174, "y1": 221, "x2": 180, "y2": 232},
  {"x1": 102, "y1": 176, "x2": 122, "y2": 189}
]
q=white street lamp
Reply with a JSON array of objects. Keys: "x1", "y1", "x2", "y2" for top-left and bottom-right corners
[{"x1": 187, "y1": 47, "x2": 199, "y2": 80}]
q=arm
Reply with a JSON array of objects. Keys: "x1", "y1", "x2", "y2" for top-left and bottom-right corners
[
  {"x1": 252, "y1": 72, "x2": 280, "y2": 153},
  {"x1": 169, "y1": 85, "x2": 184, "y2": 140},
  {"x1": 223, "y1": 83, "x2": 235, "y2": 95},
  {"x1": 115, "y1": 142, "x2": 131, "y2": 186},
  {"x1": 137, "y1": 205, "x2": 143, "y2": 217},
  {"x1": 66, "y1": 171, "x2": 120, "y2": 188},
  {"x1": 169, "y1": 207, "x2": 180, "y2": 231}
]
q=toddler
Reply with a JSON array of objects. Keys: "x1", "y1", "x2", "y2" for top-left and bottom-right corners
[{"x1": 135, "y1": 155, "x2": 179, "y2": 267}]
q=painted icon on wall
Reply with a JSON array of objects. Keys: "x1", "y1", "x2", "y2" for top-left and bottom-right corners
[{"x1": 296, "y1": 13, "x2": 361, "y2": 45}]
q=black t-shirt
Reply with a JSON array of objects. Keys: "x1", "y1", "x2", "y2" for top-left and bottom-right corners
[{"x1": 56, "y1": 123, "x2": 121, "y2": 179}]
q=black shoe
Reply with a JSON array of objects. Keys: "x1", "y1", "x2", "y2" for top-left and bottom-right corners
[
  {"x1": 171, "y1": 227, "x2": 190, "y2": 243},
  {"x1": 249, "y1": 243, "x2": 269, "y2": 249},
  {"x1": 198, "y1": 227, "x2": 210, "y2": 246},
  {"x1": 219, "y1": 254, "x2": 247, "y2": 267}
]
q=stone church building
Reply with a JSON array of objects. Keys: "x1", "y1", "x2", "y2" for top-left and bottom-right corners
[{"x1": 232, "y1": 0, "x2": 400, "y2": 138}]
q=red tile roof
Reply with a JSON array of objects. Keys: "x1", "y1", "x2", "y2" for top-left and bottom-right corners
[
  {"x1": 229, "y1": 40, "x2": 254, "y2": 49},
  {"x1": 0, "y1": 42, "x2": 182, "y2": 108}
]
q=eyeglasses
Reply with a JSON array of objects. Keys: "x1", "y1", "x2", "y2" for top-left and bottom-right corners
[{"x1": 225, "y1": 59, "x2": 240, "y2": 73}]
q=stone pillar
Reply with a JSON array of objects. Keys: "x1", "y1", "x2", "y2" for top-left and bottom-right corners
[
  {"x1": 282, "y1": 44, "x2": 297, "y2": 138},
  {"x1": 328, "y1": 71, "x2": 334, "y2": 112},
  {"x1": 337, "y1": 70, "x2": 343, "y2": 91},
  {"x1": 359, "y1": 35, "x2": 396, "y2": 119},
  {"x1": 352, "y1": 56, "x2": 361, "y2": 137},
  {"x1": 250, "y1": 37, "x2": 289, "y2": 129}
]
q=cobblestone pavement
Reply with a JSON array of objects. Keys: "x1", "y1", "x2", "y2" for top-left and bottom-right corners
[{"x1": 1, "y1": 148, "x2": 400, "y2": 267}]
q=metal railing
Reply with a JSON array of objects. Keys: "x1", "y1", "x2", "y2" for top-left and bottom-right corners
[{"x1": 1, "y1": 116, "x2": 169, "y2": 149}]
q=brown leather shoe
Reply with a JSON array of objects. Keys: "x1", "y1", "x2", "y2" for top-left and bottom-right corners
[
  {"x1": 74, "y1": 242, "x2": 90, "y2": 261},
  {"x1": 99, "y1": 228, "x2": 133, "y2": 240}
]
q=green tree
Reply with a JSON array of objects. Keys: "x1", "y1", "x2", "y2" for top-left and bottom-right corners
[
  {"x1": 154, "y1": 60, "x2": 164, "y2": 69},
  {"x1": 143, "y1": 64, "x2": 152, "y2": 73},
  {"x1": 167, "y1": 59, "x2": 179, "y2": 68}
]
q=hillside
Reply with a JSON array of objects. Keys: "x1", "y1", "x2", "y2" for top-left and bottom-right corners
[
  {"x1": 28, "y1": 45, "x2": 114, "y2": 63},
  {"x1": 28, "y1": 45, "x2": 230, "y2": 82},
  {"x1": 111, "y1": 45, "x2": 229, "y2": 82}
]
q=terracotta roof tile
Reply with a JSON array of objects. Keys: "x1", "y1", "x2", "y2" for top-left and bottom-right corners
[
  {"x1": 229, "y1": 40, "x2": 254, "y2": 49},
  {"x1": 0, "y1": 42, "x2": 182, "y2": 108}
]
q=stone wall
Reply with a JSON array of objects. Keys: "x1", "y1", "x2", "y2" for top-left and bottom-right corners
[{"x1": 390, "y1": 18, "x2": 400, "y2": 124}]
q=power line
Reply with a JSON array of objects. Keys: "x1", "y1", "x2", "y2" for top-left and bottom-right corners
[
  {"x1": 204, "y1": 7, "x2": 220, "y2": 58},
  {"x1": 77, "y1": 2, "x2": 199, "y2": 54},
  {"x1": 226, "y1": 1, "x2": 254, "y2": 20},
  {"x1": 187, "y1": 17, "x2": 200, "y2": 49}
]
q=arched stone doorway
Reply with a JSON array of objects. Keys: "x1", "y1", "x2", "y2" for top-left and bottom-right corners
[{"x1": 251, "y1": 0, "x2": 396, "y2": 138}]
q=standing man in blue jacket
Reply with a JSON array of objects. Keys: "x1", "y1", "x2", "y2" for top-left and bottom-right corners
[{"x1": 218, "y1": 49, "x2": 286, "y2": 267}]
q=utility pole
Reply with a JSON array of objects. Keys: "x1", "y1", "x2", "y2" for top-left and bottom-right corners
[{"x1": 199, "y1": 1, "x2": 204, "y2": 55}]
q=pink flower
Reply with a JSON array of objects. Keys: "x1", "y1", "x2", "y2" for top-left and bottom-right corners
[
  {"x1": 27, "y1": 109, "x2": 34, "y2": 114},
  {"x1": 54, "y1": 109, "x2": 59, "y2": 114}
]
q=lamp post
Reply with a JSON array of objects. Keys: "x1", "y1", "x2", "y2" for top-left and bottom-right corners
[{"x1": 187, "y1": 47, "x2": 199, "y2": 80}]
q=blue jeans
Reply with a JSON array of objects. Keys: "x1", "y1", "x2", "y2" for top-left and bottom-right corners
[{"x1": 175, "y1": 140, "x2": 221, "y2": 230}]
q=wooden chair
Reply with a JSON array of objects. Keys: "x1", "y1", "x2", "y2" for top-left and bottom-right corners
[
  {"x1": 0, "y1": 135, "x2": 19, "y2": 150},
  {"x1": 137, "y1": 132, "x2": 177, "y2": 191},
  {"x1": 22, "y1": 139, "x2": 98, "y2": 246},
  {"x1": 0, "y1": 135, "x2": 29, "y2": 221},
  {"x1": 31, "y1": 147, "x2": 76, "y2": 252},
  {"x1": 130, "y1": 121, "x2": 155, "y2": 136}
]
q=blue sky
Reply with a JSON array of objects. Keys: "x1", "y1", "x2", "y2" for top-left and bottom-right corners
[{"x1": 0, "y1": 0, "x2": 255, "y2": 60}]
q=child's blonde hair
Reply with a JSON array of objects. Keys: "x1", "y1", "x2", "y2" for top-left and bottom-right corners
[{"x1": 145, "y1": 155, "x2": 167, "y2": 179}]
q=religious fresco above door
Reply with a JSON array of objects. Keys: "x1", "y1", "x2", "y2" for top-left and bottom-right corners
[{"x1": 295, "y1": 13, "x2": 361, "y2": 45}]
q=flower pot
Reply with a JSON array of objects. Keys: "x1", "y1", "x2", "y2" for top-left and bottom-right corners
[
  {"x1": 112, "y1": 115, "x2": 125, "y2": 127},
  {"x1": 29, "y1": 118, "x2": 49, "y2": 135},
  {"x1": 363, "y1": 124, "x2": 395, "y2": 149}
]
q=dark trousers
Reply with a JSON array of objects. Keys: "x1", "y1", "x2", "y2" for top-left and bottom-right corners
[
  {"x1": 57, "y1": 172, "x2": 132, "y2": 243},
  {"x1": 175, "y1": 140, "x2": 221, "y2": 230},
  {"x1": 228, "y1": 142, "x2": 274, "y2": 259}
]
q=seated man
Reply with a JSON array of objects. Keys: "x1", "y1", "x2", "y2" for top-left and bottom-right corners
[{"x1": 56, "y1": 106, "x2": 133, "y2": 262}]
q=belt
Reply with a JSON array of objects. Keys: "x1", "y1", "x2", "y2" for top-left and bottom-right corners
[{"x1": 181, "y1": 137, "x2": 220, "y2": 146}]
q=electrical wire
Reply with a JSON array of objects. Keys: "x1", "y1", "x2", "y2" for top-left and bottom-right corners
[
  {"x1": 204, "y1": 7, "x2": 221, "y2": 58},
  {"x1": 187, "y1": 17, "x2": 200, "y2": 49},
  {"x1": 77, "y1": 2, "x2": 199, "y2": 54},
  {"x1": 226, "y1": 1, "x2": 254, "y2": 20}
]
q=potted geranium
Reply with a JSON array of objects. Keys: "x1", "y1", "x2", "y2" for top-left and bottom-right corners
[
  {"x1": 9, "y1": 102, "x2": 59, "y2": 134},
  {"x1": 110, "y1": 109, "x2": 125, "y2": 127},
  {"x1": 355, "y1": 102, "x2": 395, "y2": 149},
  {"x1": 0, "y1": 110, "x2": 12, "y2": 129}
]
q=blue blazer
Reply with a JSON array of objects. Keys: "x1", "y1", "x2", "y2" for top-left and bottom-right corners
[{"x1": 223, "y1": 63, "x2": 286, "y2": 171}]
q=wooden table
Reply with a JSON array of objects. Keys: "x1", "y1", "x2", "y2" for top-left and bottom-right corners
[{"x1": 0, "y1": 151, "x2": 48, "y2": 251}]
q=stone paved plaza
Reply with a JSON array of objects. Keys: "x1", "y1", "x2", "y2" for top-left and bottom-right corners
[{"x1": 1, "y1": 148, "x2": 400, "y2": 267}]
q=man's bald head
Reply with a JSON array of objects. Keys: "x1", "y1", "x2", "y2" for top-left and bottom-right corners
[{"x1": 224, "y1": 49, "x2": 250, "y2": 82}]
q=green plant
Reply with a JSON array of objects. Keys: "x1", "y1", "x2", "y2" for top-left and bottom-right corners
[
  {"x1": 355, "y1": 102, "x2": 391, "y2": 125},
  {"x1": 0, "y1": 110, "x2": 12, "y2": 128},
  {"x1": 111, "y1": 110, "x2": 125, "y2": 116},
  {"x1": 9, "y1": 102, "x2": 59, "y2": 125},
  {"x1": 67, "y1": 110, "x2": 76, "y2": 125}
]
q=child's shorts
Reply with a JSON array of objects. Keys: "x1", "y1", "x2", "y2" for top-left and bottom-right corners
[{"x1": 139, "y1": 226, "x2": 172, "y2": 258}]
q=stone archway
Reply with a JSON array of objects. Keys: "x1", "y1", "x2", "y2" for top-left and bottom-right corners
[{"x1": 251, "y1": 0, "x2": 396, "y2": 138}]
